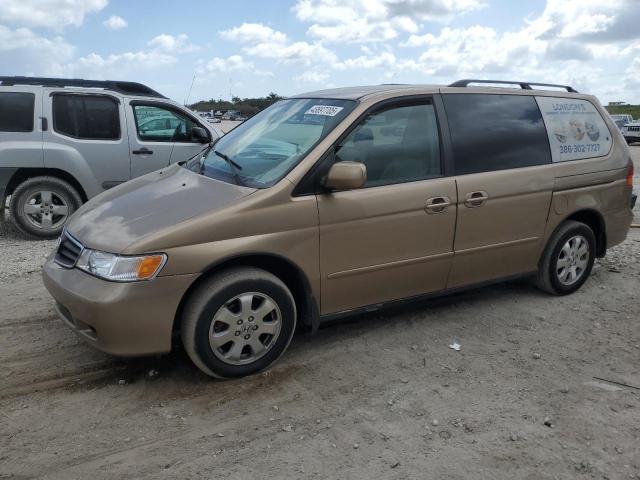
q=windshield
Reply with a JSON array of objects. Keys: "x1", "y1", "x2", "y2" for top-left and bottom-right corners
[{"x1": 188, "y1": 98, "x2": 356, "y2": 188}]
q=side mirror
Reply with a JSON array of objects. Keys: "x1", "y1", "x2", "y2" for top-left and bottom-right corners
[
  {"x1": 191, "y1": 126, "x2": 210, "y2": 143},
  {"x1": 324, "y1": 161, "x2": 367, "y2": 191}
]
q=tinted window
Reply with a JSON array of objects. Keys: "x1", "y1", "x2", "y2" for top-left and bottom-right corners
[
  {"x1": 336, "y1": 103, "x2": 441, "y2": 187},
  {"x1": 0, "y1": 92, "x2": 35, "y2": 132},
  {"x1": 53, "y1": 95, "x2": 120, "y2": 140},
  {"x1": 132, "y1": 104, "x2": 202, "y2": 143},
  {"x1": 443, "y1": 94, "x2": 551, "y2": 175}
]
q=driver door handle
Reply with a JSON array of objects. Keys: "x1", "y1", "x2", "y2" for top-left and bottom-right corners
[
  {"x1": 464, "y1": 191, "x2": 489, "y2": 208},
  {"x1": 425, "y1": 196, "x2": 451, "y2": 214},
  {"x1": 132, "y1": 148, "x2": 154, "y2": 155}
]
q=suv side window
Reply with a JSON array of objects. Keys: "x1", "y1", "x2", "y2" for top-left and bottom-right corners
[
  {"x1": 132, "y1": 104, "x2": 202, "y2": 143},
  {"x1": 336, "y1": 102, "x2": 441, "y2": 187},
  {"x1": 0, "y1": 92, "x2": 35, "y2": 132},
  {"x1": 443, "y1": 94, "x2": 551, "y2": 175},
  {"x1": 53, "y1": 94, "x2": 120, "y2": 140}
]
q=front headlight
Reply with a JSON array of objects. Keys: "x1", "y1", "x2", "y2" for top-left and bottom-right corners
[{"x1": 76, "y1": 249, "x2": 166, "y2": 282}]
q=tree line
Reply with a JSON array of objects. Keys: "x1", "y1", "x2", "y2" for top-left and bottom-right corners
[{"x1": 189, "y1": 92, "x2": 285, "y2": 116}]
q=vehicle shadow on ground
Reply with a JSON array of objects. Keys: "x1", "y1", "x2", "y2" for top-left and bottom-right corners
[{"x1": 85, "y1": 275, "x2": 541, "y2": 392}]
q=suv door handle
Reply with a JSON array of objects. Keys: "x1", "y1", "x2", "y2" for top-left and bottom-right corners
[
  {"x1": 132, "y1": 148, "x2": 154, "y2": 155},
  {"x1": 425, "y1": 196, "x2": 451, "y2": 214},
  {"x1": 464, "y1": 191, "x2": 489, "y2": 208}
]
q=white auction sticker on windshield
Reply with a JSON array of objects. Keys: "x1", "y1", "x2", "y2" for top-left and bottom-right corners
[{"x1": 305, "y1": 105, "x2": 344, "y2": 116}]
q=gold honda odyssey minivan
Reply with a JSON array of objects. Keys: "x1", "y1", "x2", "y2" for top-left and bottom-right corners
[{"x1": 43, "y1": 80, "x2": 636, "y2": 378}]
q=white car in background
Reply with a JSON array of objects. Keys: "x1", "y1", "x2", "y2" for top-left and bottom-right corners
[
  {"x1": 610, "y1": 114, "x2": 633, "y2": 131},
  {"x1": 622, "y1": 121, "x2": 640, "y2": 144}
]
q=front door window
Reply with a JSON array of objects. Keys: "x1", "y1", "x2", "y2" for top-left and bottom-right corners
[
  {"x1": 335, "y1": 102, "x2": 441, "y2": 187},
  {"x1": 132, "y1": 104, "x2": 201, "y2": 143}
]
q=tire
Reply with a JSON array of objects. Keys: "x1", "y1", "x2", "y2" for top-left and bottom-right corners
[
  {"x1": 10, "y1": 176, "x2": 82, "y2": 239},
  {"x1": 535, "y1": 220, "x2": 596, "y2": 295},
  {"x1": 181, "y1": 267, "x2": 297, "y2": 378}
]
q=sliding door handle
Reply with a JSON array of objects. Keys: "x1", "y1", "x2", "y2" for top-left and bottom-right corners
[{"x1": 464, "y1": 191, "x2": 489, "y2": 208}]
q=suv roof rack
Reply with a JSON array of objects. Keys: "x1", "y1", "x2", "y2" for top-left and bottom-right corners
[
  {"x1": 449, "y1": 79, "x2": 578, "y2": 93},
  {"x1": 0, "y1": 76, "x2": 166, "y2": 98}
]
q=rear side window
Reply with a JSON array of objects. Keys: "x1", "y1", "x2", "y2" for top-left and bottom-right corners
[
  {"x1": 0, "y1": 92, "x2": 35, "y2": 132},
  {"x1": 53, "y1": 95, "x2": 120, "y2": 140},
  {"x1": 535, "y1": 96, "x2": 612, "y2": 162},
  {"x1": 443, "y1": 94, "x2": 551, "y2": 175}
]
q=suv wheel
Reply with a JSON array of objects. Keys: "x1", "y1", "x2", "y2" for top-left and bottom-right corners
[
  {"x1": 535, "y1": 220, "x2": 596, "y2": 295},
  {"x1": 181, "y1": 267, "x2": 297, "y2": 378},
  {"x1": 10, "y1": 176, "x2": 82, "y2": 239}
]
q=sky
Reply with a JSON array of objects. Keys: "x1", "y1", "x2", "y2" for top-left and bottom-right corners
[{"x1": 1, "y1": 0, "x2": 639, "y2": 105}]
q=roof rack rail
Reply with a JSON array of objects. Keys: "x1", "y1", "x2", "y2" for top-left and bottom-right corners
[
  {"x1": 449, "y1": 79, "x2": 578, "y2": 93},
  {"x1": 0, "y1": 76, "x2": 166, "y2": 98}
]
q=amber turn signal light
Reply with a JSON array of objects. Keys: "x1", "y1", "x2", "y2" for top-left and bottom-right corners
[{"x1": 136, "y1": 255, "x2": 165, "y2": 280}]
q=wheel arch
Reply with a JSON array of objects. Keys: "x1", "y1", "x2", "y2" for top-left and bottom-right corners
[
  {"x1": 172, "y1": 252, "x2": 320, "y2": 340},
  {"x1": 564, "y1": 209, "x2": 606, "y2": 258},
  {"x1": 5, "y1": 168, "x2": 88, "y2": 203}
]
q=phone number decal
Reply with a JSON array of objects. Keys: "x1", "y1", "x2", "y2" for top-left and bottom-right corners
[{"x1": 559, "y1": 143, "x2": 601, "y2": 154}]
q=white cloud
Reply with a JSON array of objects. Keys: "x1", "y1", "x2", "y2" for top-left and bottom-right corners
[
  {"x1": 103, "y1": 15, "x2": 127, "y2": 30},
  {"x1": 148, "y1": 33, "x2": 198, "y2": 53},
  {"x1": 200, "y1": 55, "x2": 253, "y2": 73},
  {"x1": 393, "y1": 1, "x2": 640, "y2": 90},
  {"x1": 197, "y1": 55, "x2": 274, "y2": 78},
  {"x1": 72, "y1": 50, "x2": 177, "y2": 78},
  {"x1": 293, "y1": 0, "x2": 484, "y2": 43},
  {"x1": 0, "y1": 0, "x2": 107, "y2": 29},
  {"x1": 0, "y1": 24, "x2": 75, "y2": 75},
  {"x1": 221, "y1": 22, "x2": 336, "y2": 66},
  {"x1": 220, "y1": 23, "x2": 287, "y2": 44},
  {"x1": 295, "y1": 70, "x2": 329, "y2": 83},
  {"x1": 245, "y1": 40, "x2": 337, "y2": 65},
  {"x1": 335, "y1": 51, "x2": 396, "y2": 70}
]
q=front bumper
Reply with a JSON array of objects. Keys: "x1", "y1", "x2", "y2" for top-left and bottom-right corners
[{"x1": 42, "y1": 257, "x2": 198, "y2": 356}]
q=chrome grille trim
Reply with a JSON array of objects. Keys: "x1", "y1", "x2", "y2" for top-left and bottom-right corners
[{"x1": 54, "y1": 230, "x2": 84, "y2": 268}]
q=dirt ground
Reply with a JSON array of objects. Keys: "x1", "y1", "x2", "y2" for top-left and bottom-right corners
[{"x1": 1, "y1": 147, "x2": 639, "y2": 480}]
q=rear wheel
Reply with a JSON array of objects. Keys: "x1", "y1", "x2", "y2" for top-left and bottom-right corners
[
  {"x1": 10, "y1": 176, "x2": 82, "y2": 239},
  {"x1": 181, "y1": 267, "x2": 297, "y2": 378},
  {"x1": 536, "y1": 220, "x2": 596, "y2": 295}
]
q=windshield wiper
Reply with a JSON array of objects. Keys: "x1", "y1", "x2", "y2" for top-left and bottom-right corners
[
  {"x1": 213, "y1": 150, "x2": 246, "y2": 186},
  {"x1": 181, "y1": 144, "x2": 213, "y2": 168}
]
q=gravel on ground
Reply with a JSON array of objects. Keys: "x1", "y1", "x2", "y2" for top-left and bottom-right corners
[{"x1": 0, "y1": 144, "x2": 638, "y2": 480}]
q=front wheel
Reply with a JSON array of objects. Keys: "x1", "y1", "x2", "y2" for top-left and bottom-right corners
[
  {"x1": 181, "y1": 267, "x2": 297, "y2": 378},
  {"x1": 535, "y1": 220, "x2": 596, "y2": 295}
]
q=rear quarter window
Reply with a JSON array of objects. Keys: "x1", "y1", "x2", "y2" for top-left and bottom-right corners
[
  {"x1": 0, "y1": 92, "x2": 35, "y2": 132},
  {"x1": 535, "y1": 97, "x2": 612, "y2": 162},
  {"x1": 443, "y1": 94, "x2": 552, "y2": 175},
  {"x1": 53, "y1": 94, "x2": 120, "y2": 140}
]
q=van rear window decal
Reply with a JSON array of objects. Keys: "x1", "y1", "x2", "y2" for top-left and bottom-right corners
[{"x1": 536, "y1": 96, "x2": 612, "y2": 162}]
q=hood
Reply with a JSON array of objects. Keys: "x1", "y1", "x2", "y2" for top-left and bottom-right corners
[{"x1": 66, "y1": 164, "x2": 256, "y2": 253}]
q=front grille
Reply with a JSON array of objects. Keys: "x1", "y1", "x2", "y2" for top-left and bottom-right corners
[
  {"x1": 54, "y1": 231, "x2": 83, "y2": 268},
  {"x1": 628, "y1": 126, "x2": 640, "y2": 132}
]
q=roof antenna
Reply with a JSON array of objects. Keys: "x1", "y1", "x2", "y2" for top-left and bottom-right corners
[{"x1": 184, "y1": 74, "x2": 196, "y2": 106}]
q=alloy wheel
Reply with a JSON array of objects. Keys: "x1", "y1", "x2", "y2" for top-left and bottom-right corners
[
  {"x1": 556, "y1": 234, "x2": 590, "y2": 286},
  {"x1": 208, "y1": 292, "x2": 282, "y2": 366},
  {"x1": 22, "y1": 191, "x2": 69, "y2": 231}
]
